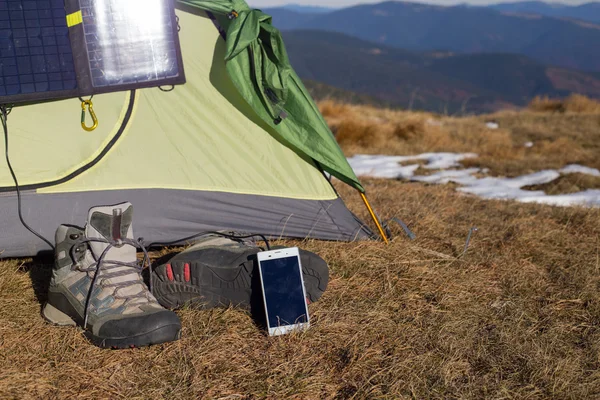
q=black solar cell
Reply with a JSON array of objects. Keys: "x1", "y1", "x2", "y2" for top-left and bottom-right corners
[{"x1": 0, "y1": 0, "x2": 77, "y2": 98}]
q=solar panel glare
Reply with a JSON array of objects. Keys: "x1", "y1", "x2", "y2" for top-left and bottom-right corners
[{"x1": 80, "y1": 0, "x2": 181, "y2": 89}]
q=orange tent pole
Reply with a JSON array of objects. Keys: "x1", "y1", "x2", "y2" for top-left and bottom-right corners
[{"x1": 359, "y1": 192, "x2": 389, "y2": 244}]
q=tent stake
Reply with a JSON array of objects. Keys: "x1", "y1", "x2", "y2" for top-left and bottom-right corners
[{"x1": 359, "y1": 192, "x2": 389, "y2": 244}]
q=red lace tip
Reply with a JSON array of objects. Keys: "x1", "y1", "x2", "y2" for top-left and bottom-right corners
[
  {"x1": 166, "y1": 264, "x2": 174, "y2": 281},
  {"x1": 184, "y1": 263, "x2": 190, "y2": 282}
]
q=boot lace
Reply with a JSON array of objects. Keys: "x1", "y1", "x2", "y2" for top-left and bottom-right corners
[{"x1": 70, "y1": 237, "x2": 154, "y2": 328}]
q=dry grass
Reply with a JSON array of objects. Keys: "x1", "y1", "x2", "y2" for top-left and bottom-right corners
[
  {"x1": 2, "y1": 101, "x2": 600, "y2": 398},
  {"x1": 320, "y1": 98, "x2": 600, "y2": 179},
  {"x1": 529, "y1": 94, "x2": 600, "y2": 114},
  {"x1": 319, "y1": 99, "x2": 354, "y2": 119},
  {"x1": 2, "y1": 181, "x2": 600, "y2": 399}
]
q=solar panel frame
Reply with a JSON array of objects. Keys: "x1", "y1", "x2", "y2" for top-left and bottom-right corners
[
  {"x1": 0, "y1": 0, "x2": 185, "y2": 105},
  {"x1": 66, "y1": 0, "x2": 186, "y2": 97}
]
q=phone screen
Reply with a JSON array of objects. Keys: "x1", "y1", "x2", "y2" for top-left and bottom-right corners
[{"x1": 259, "y1": 255, "x2": 308, "y2": 329}]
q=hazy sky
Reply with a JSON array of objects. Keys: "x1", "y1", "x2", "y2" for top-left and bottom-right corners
[{"x1": 249, "y1": 0, "x2": 595, "y2": 7}]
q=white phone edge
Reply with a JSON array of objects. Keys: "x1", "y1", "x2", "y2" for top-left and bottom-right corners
[{"x1": 257, "y1": 247, "x2": 310, "y2": 336}]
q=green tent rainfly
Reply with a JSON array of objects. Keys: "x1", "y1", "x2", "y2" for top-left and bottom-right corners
[{"x1": 178, "y1": 0, "x2": 365, "y2": 192}]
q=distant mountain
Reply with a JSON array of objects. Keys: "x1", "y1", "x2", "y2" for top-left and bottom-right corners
[
  {"x1": 265, "y1": 1, "x2": 600, "y2": 72},
  {"x1": 489, "y1": 2, "x2": 600, "y2": 24},
  {"x1": 283, "y1": 30, "x2": 600, "y2": 113},
  {"x1": 261, "y1": 8, "x2": 317, "y2": 29},
  {"x1": 281, "y1": 4, "x2": 336, "y2": 14}
]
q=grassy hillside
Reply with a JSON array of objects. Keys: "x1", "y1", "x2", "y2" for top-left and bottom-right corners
[
  {"x1": 284, "y1": 30, "x2": 600, "y2": 113},
  {"x1": 322, "y1": 95, "x2": 600, "y2": 176},
  {"x1": 1, "y1": 98, "x2": 600, "y2": 398},
  {"x1": 303, "y1": 80, "x2": 394, "y2": 109},
  {"x1": 267, "y1": 1, "x2": 600, "y2": 72}
]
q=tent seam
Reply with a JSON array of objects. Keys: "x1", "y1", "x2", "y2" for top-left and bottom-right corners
[{"x1": 318, "y1": 200, "x2": 347, "y2": 238}]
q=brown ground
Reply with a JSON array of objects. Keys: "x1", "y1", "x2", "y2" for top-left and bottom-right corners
[{"x1": 1, "y1": 98, "x2": 600, "y2": 399}]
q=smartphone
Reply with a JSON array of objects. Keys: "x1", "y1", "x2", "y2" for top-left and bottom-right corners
[{"x1": 256, "y1": 247, "x2": 310, "y2": 336}]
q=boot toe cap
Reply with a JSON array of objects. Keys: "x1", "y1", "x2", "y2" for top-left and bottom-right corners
[{"x1": 97, "y1": 310, "x2": 181, "y2": 342}]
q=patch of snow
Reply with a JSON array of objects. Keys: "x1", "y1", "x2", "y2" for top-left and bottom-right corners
[
  {"x1": 452, "y1": 171, "x2": 600, "y2": 207},
  {"x1": 500, "y1": 170, "x2": 560, "y2": 188},
  {"x1": 412, "y1": 168, "x2": 481, "y2": 185},
  {"x1": 455, "y1": 171, "x2": 559, "y2": 200},
  {"x1": 348, "y1": 153, "x2": 600, "y2": 208},
  {"x1": 423, "y1": 153, "x2": 478, "y2": 170},
  {"x1": 347, "y1": 153, "x2": 477, "y2": 179},
  {"x1": 560, "y1": 164, "x2": 600, "y2": 177},
  {"x1": 516, "y1": 190, "x2": 600, "y2": 207},
  {"x1": 348, "y1": 155, "x2": 420, "y2": 179}
]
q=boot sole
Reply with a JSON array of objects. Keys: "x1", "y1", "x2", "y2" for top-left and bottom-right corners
[
  {"x1": 42, "y1": 303, "x2": 181, "y2": 349},
  {"x1": 152, "y1": 249, "x2": 329, "y2": 310},
  {"x1": 88, "y1": 324, "x2": 182, "y2": 349}
]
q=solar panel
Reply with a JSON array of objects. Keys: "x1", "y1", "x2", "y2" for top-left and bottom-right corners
[
  {"x1": 80, "y1": 0, "x2": 181, "y2": 89},
  {"x1": 0, "y1": 0, "x2": 185, "y2": 105},
  {"x1": 0, "y1": 0, "x2": 77, "y2": 101}
]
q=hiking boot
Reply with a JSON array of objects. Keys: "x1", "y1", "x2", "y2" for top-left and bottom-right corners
[
  {"x1": 42, "y1": 202, "x2": 181, "y2": 349},
  {"x1": 151, "y1": 234, "x2": 329, "y2": 310}
]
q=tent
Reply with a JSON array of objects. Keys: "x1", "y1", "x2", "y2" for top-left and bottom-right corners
[{"x1": 0, "y1": 0, "x2": 379, "y2": 258}]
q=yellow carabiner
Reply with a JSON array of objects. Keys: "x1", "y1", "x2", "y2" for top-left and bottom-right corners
[{"x1": 80, "y1": 99, "x2": 98, "y2": 132}]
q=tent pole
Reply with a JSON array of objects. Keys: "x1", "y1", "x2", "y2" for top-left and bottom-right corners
[{"x1": 359, "y1": 192, "x2": 389, "y2": 244}]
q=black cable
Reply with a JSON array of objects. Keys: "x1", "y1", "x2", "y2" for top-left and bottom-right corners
[
  {"x1": 1, "y1": 105, "x2": 55, "y2": 251},
  {"x1": 147, "y1": 231, "x2": 271, "y2": 251},
  {"x1": 2, "y1": 105, "x2": 269, "y2": 255}
]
